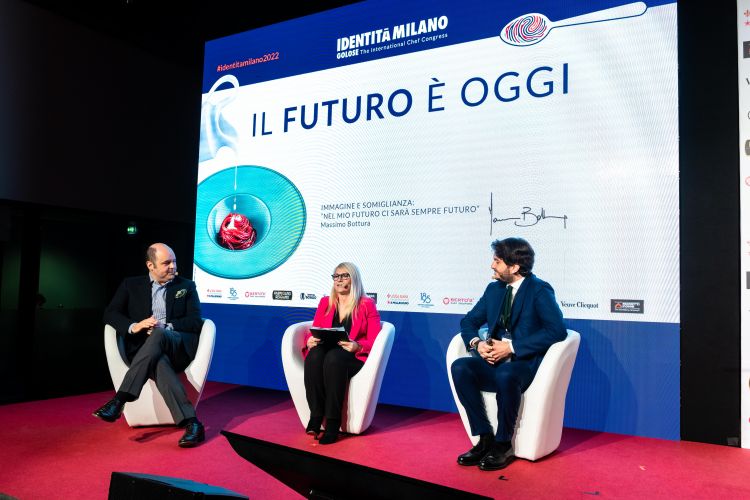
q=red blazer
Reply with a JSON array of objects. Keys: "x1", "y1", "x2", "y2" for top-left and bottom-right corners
[{"x1": 303, "y1": 295, "x2": 382, "y2": 363}]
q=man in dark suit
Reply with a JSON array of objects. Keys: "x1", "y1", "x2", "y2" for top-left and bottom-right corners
[
  {"x1": 451, "y1": 237, "x2": 566, "y2": 470},
  {"x1": 92, "y1": 243, "x2": 206, "y2": 447}
]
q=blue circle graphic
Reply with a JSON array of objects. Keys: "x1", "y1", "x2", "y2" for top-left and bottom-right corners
[{"x1": 195, "y1": 165, "x2": 306, "y2": 278}]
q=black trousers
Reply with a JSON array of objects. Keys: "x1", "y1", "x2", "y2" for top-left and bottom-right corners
[
  {"x1": 118, "y1": 328, "x2": 199, "y2": 426},
  {"x1": 304, "y1": 345, "x2": 364, "y2": 421}
]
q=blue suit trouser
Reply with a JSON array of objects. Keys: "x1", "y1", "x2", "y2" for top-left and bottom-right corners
[{"x1": 451, "y1": 355, "x2": 534, "y2": 442}]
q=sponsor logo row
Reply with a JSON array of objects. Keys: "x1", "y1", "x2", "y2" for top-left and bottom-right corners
[
  {"x1": 205, "y1": 288, "x2": 645, "y2": 314},
  {"x1": 385, "y1": 292, "x2": 475, "y2": 308},
  {"x1": 204, "y1": 289, "x2": 475, "y2": 308},
  {"x1": 557, "y1": 299, "x2": 645, "y2": 314},
  {"x1": 206, "y1": 288, "x2": 302, "y2": 301}
]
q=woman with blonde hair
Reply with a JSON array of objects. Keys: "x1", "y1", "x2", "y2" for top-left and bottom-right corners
[{"x1": 302, "y1": 262, "x2": 381, "y2": 444}]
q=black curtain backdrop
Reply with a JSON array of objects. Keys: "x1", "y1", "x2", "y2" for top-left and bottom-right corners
[{"x1": 678, "y1": 1, "x2": 740, "y2": 445}]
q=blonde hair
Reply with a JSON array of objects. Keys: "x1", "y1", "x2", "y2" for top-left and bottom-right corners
[{"x1": 326, "y1": 262, "x2": 365, "y2": 319}]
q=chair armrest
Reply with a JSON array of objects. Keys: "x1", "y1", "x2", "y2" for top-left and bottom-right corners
[
  {"x1": 184, "y1": 318, "x2": 216, "y2": 392},
  {"x1": 281, "y1": 321, "x2": 312, "y2": 385},
  {"x1": 353, "y1": 322, "x2": 393, "y2": 379},
  {"x1": 104, "y1": 324, "x2": 129, "y2": 390}
]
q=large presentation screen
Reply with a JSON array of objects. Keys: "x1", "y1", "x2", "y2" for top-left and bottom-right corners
[
  {"x1": 195, "y1": 0, "x2": 677, "y2": 321},
  {"x1": 195, "y1": 0, "x2": 679, "y2": 439}
]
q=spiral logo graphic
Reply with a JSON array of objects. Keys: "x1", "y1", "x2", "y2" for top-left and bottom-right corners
[{"x1": 503, "y1": 14, "x2": 548, "y2": 45}]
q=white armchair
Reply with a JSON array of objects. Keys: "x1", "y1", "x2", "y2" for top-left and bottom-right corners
[
  {"x1": 104, "y1": 319, "x2": 216, "y2": 427},
  {"x1": 446, "y1": 329, "x2": 580, "y2": 461},
  {"x1": 281, "y1": 320, "x2": 395, "y2": 434}
]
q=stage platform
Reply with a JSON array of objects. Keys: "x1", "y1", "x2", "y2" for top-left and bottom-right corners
[{"x1": 0, "y1": 382, "x2": 748, "y2": 499}]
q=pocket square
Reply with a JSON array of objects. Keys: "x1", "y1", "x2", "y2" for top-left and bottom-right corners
[{"x1": 175, "y1": 288, "x2": 187, "y2": 299}]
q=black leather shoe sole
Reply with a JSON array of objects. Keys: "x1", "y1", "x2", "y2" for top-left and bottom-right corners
[
  {"x1": 479, "y1": 454, "x2": 515, "y2": 471},
  {"x1": 456, "y1": 448, "x2": 490, "y2": 466},
  {"x1": 92, "y1": 401, "x2": 123, "y2": 423},
  {"x1": 318, "y1": 432, "x2": 338, "y2": 445},
  {"x1": 178, "y1": 433, "x2": 205, "y2": 448},
  {"x1": 92, "y1": 411, "x2": 118, "y2": 423},
  {"x1": 457, "y1": 456, "x2": 483, "y2": 466},
  {"x1": 178, "y1": 425, "x2": 205, "y2": 448}
]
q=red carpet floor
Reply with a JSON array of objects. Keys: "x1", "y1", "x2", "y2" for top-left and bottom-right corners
[{"x1": 1, "y1": 382, "x2": 749, "y2": 499}]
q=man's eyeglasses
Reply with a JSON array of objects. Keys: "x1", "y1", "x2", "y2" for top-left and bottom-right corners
[{"x1": 331, "y1": 273, "x2": 351, "y2": 281}]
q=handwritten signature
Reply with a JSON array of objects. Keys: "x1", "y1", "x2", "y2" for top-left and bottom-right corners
[{"x1": 489, "y1": 193, "x2": 568, "y2": 234}]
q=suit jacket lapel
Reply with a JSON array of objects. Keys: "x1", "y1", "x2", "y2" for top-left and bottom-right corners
[
  {"x1": 350, "y1": 311, "x2": 361, "y2": 338},
  {"x1": 509, "y1": 275, "x2": 532, "y2": 333},
  {"x1": 165, "y1": 281, "x2": 175, "y2": 321},
  {"x1": 143, "y1": 276, "x2": 153, "y2": 316},
  {"x1": 487, "y1": 284, "x2": 504, "y2": 335}
]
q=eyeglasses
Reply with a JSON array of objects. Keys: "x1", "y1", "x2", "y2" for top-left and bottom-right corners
[{"x1": 331, "y1": 273, "x2": 351, "y2": 281}]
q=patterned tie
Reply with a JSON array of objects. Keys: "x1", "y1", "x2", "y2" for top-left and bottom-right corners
[{"x1": 500, "y1": 284, "x2": 513, "y2": 331}]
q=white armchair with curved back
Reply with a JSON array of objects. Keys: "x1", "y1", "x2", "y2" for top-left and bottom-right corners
[
  {"x1": 104, "y1": 318, "x2": 216, "y2": 427},
  {"x1": 446, "y1": 329, "x2": 580, "y2": 461},
  {"x1": 281, "y1": 320, "x2": 395, "y2": 434}
]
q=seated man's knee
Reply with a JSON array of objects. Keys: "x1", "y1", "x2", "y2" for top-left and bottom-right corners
[
  {"x1": 148, "y1": 327, "x2": 167, "y2": 342},
  {"x1": 451, "y1": 357, "x2": 474, "y2": 381},
  {"x1": 140, "y1": 328, "x2": 170, "y2": 355},
  {"x1": 494, "y1": 367, "x2": 520, "y2": 392}
]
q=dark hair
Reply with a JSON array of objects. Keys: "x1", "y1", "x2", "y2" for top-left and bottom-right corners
[{"x1": 491, "y1": 237, "x2": 535, "y2": 276}]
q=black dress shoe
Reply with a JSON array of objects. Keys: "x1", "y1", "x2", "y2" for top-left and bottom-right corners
[
  {"x1": 457, "y1": 434, "x2": 494, "y2": 466},
  {"x1": 479, "y1": 446, "x2": 515, "y2": 471},
  {"x1": 318, "y1": 428, "x2": 339, "y2": 445},
  {"x1": 92, "y1": 398, "x2": 124, "y2": 423},
  {"x1": 318, "y1": 419, "x2": 340, "y2": 445},
  {"x1": 178, "y1": 421, "x2": 205, "y2": 448},
  {"x1": 306, "y1": 416, "x2": 323, "y2": 436}
]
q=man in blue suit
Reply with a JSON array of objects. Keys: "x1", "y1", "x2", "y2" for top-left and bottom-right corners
[{"x1": 451, "y1": 237, "x2": 566, "y2": 470}]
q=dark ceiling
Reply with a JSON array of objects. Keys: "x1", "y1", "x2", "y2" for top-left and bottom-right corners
[{"x1": 23, "y1": 0, "x2": 360, "y2": 69}]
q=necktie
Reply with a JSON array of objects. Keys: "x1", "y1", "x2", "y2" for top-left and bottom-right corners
[{"x1": 500, "y1": 284, "x2": 513, "y2": 331}]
